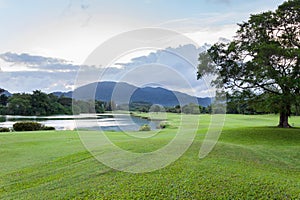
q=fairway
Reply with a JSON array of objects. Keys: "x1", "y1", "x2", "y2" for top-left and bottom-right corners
[{"x1": 0, "y1": 114, "x2": 300, "y2": 199}]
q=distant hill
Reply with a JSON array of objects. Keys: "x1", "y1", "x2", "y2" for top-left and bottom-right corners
[
  {"x1": 0, "y1": 89, "x2": 11, "y2": 96},
  {"x1": 53, "y1": 81, "x2": 211, "y2": 107},
  {"x1": 51, "y1": 91, "x2": 72, "y2": 98}
]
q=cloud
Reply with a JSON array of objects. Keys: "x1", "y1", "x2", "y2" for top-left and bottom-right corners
[
  {"x1": 0, "y1": 70, "x2": 76, "y2": 93},
  {"x1": 156, "y1": 15, "x2": 239, "y2": 45},
  {"x1": 60, "y1": 0, "x2": 92, "y2": 27},
  {"x1": 0, "y1": 52, "x2": 80, "y2": 72},
  {"x1": 62, "y1": 0, "x2": 91, "y2": 14},
  {"x1": 0, "y1": 52, "x2": 88, "y2": 93},
  {"x1": 0, "y1": 44, "x2": 220, "y2": 98},
  {"x1": 101, "y1": 43, "x2": 219, "y2": 97},
  {"x1": 0, "y1": 52, "x2": 66, "y2": 66},
  {"x1": 184, "y1": 24, "x2": 237, "y2": 45},
  {"x1": 80, "y1": 1, "x2": 90, "y2": 10},
  {"x1": 0, "y1": 52, "x2": 129, "y2": 93}
]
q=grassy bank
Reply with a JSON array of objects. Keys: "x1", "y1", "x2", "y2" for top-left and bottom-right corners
[{"x1": 0, "y1": 114, "x2": 299, "y2": 199}]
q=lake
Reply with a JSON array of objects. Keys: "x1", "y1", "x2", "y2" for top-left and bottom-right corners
[{"x1": 0, "y1": 114, "x2": 159, "y2": 131}]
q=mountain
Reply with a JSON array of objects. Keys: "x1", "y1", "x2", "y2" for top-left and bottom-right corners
[
  {"x1": 0, "y1": 89, "x2": 11, "y2": 96},
  {"x1": 53, "y1": 81, "x2": 211, "y2": 107},
  {"x1": 51, "y1": 91, "x2": 72, "y2": 98}
]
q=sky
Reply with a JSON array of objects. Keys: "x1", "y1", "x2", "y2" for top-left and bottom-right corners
[{"x1": 0, "y1": 0, "x2": 285, "y2": 96}]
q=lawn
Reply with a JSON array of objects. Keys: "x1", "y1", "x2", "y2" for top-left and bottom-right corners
[{"x1": 0, "y1": 114, "x2": 299, "y2": 199}]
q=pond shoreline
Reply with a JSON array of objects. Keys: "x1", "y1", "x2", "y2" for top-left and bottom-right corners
[{"x1": 0, "y1": 113, "x2": 160, "y2": 131}]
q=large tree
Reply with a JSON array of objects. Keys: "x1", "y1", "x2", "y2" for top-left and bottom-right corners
[{"x1": 198, "y1": 0, "x2": 300, "y2": 128}]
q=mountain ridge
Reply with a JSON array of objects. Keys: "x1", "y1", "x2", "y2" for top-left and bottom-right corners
[
  {"x1": 53, "y1": 81, "x2": 212, "y2": 107},
  {"x1": 0, "y1": 89, "x2": 11, "y2": 96}
]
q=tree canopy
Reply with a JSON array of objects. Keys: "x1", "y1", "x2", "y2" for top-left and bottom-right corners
[
  {"x1": 198, "y1": 0, "x2": 300, "y2": 127},
  {"x1": 0, "y1": 90, "x2": 106, "y2": 116}
]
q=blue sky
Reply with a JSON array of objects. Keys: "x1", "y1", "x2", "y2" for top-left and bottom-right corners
[
  {"x1": 0, "y1": 0, "x2": 285, "y2": 63},
  {"x1": 0, "y1": 0, "x2": 285, "y2": 94}
]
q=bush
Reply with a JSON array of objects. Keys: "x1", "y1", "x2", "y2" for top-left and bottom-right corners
[
  {"x1": 139, "y1": 124, "x2": 151, "y2": 131},
  {"x1": 42, "y1": 126, "x2": 55, "y2": 130},
  {"x1": 13, "y1": 121, "x2": 55, "y2": 131},
  {"x1": 0, "y1": 127, "x2": 10, "y2": 132},
  {"x1": 158, "y1": 121, "x2": 169, "y2": 129},
  {"x1": 13, "y1": 121, "x2": 42, "y2": 131}
]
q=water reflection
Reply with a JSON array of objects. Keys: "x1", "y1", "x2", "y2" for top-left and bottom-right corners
[{"x1": 0, "y1": 114, "x2": 158, "y2": 131}]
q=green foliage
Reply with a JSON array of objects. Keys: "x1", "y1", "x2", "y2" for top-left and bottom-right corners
[
  {"x1": 0, "y1": 105, "x2": 7, "y2": 115},
  {"x1": 30, "y1": 90, "x2": 51, "y2": 116},
  {"x1": 95, "y1": 100, "x2": 105, "y2": 113},
  {"x1": 2, "y1": 91, "x2": 73, "y2": 116},
  {"x1": 157, "y1": 121, "x2": 170, "y2": 129},
  {"x1": 139, "y1": 124, "x2": 151, "y2": 131},
  {"x1": 0, "y1": 90, "x2": 108, "y2": 116},
  {"x1": 198, "y1": 0, "x2": 300, "y2": 127},
  {"x1": 105, "y1": 100, "x2": 116, "y2": 111},
  {"x1": 13, "y1": 121, "x2": 43, "y2": 131},
  {"x1": 182, "y1": 103, "x2": 201, "y2": 114},
  {"x1": 166, "y1": 105, "x2": 212, "y2": 114},
  {"x1": 0, "y1": 116, "x2": 5, "y2": 122},
  {"x1": 13, "y1": 121, "x2": 55, "y2": 131},
  {"x1": 165, "y1": 105, "x2": 181, "y2": 113},
  {"x1": 72, "y1": 99, "x2": 106, "y2": 114},
  {"x1": 0, "y1": 87, "x2": 139, "y2": 115},
  {"x1": 7, "y1": 93, "x2": 32, "y2": 115},
  {"x1": 72, "y1": 100, "x2": 94, "y2": 114},
  {"x1": 149, "y1": 104, "x2": 163, "y2": 113},
  {"x1": 129, "y1": 101, "x2": 152, "y2": 112},
  {"x1": 41, "y1": 126, "x2": 56, "y2": 131},
  {"x1": 0, "y1": 94, "x2": 8, "y2": 106},
  {"x1": 0, "y1": 127, "x2": 10, "y2": 132},
  {"x1": 57, "y1": 96, "x2": 72, "y2": 107},
  {"x1": 226, "y1": 91, "x2": 260, "y2": 114}
]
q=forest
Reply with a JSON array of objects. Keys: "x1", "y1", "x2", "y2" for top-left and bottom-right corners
[{"x1": 0, "y1": 89, "x2": 106, "y2": 115}]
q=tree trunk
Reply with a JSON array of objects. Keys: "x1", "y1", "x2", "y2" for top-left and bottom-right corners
[
  {"x1": 278, "y1": 112, "x2": 291, "y2": 128},
  {"x1": 295, "y1": 102, "x2": 300, "y2": 116},
  {"x1": 278, "y1": 102, "x2": 292, "y2": 128}
]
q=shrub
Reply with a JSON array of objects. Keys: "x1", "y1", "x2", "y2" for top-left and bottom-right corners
[
  {"x1": 13, "y1": 121, "x2": 56, "y2": 131},
  {"x1": 158, "y1": 121, "x2": 169, "y2": 129},
  {"x1": 0, "y1": 127, "x2": 10, "y2": 132},
  {"x1": 139, "y1": 124, "x2": 151, "y2": 131},
  {"x1": 13, "y1": 121, "x2": 43, "y2": 131},
  {"x1": 42, "y1": 126, "x2": 55, "y2": 130}
]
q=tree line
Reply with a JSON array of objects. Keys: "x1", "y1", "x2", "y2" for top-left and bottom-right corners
[
  {"x1": 0, "y1": 89, "x2": 113, "y2": 116},
  {"x1": 0, "y1": 88, "x2": 215, "y2": 116},
  {"x1": 118, "y1": 101, "x2": 212, "y2": 114},
  {"x1": 2, "y1": 88, "x2": 298, "y2": 116}
]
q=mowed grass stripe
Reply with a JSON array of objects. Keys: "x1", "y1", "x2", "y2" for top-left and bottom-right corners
[{"x1": 0, "y1": 114, "x2": 299, "y2": 199}]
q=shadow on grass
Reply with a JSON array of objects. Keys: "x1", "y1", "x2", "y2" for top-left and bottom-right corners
[{"x1": 263, "y1": 126, "x2": 300, "y2": 129}]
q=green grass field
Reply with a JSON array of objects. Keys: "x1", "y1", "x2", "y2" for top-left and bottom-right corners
[{"x1": 0, "y1": 114, "x2": 299, "y2": 199}]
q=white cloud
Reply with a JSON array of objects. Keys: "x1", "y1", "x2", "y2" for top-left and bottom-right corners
[
  {"x1": 2, "y1": 9, "x2": 152, "y2": 65},
  {"x1": 0, "y1": 52, "x2": 84, "y2": 93},
  {"x1": 99, "y1": 44, "x2": 217, "y2": 97},
  {"x1": 1, "y1": 0, "x2": 286, "y2": 95},
  {"x1": 184, "y1": 24, "x2": 238, "y2": 45},
  {"x1": 0, "y1": 43, "x2": 222, "y2": 97}
]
